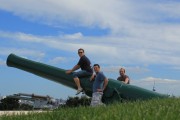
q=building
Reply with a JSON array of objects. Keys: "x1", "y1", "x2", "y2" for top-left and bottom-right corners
[{"x1": 7, "y1": 93, "x2": 64, "y2": 109}]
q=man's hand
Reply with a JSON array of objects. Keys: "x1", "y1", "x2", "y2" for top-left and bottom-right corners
[
  {"x1": 66, "y1": 70, "x2": 72, "y2": 74},
  {"x1": 90, "y1": 73, "x2": 95, "y2": 81},
  {"x1": 97, "y1": 89, "x2": 103, "y2": 92}
]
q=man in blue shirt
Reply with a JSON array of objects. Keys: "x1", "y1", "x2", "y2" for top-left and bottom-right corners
[
  {"x1": 66, "y1": 48, "x2": 93, "y2": 95},
  {"x1": 90, "y1": 64, "x2": 108, "y2": 106}
]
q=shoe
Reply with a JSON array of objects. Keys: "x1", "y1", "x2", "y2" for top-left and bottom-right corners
[{"x1": 76, "y1": 88, "x2": 83, "y2": 95}]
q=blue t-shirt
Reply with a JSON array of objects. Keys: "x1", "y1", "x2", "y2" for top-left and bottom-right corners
[{"x1": 93, "y1": 72, "x2": 106, "y2": 92}]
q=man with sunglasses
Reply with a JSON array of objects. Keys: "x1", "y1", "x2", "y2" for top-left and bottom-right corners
[{"x1": 66, "y1": 48, "x2": 93, "y2": 95}]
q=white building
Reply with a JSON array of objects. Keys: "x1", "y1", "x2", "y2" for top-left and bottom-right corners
[{"x1": 6, "y1": 93, "x2": 63, "y2": 109}]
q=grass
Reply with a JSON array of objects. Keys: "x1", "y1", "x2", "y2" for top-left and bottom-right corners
[{"x1": 0, "y1": 98, "x2": 180, "y2": 120}]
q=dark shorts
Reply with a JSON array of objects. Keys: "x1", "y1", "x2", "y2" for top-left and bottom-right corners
[{"x1": 72, "y1": 70, "x2": 92, "y2": 78}]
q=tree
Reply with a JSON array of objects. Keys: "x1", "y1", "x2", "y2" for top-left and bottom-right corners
[
  {"x1": 0, "y1": 97, "x2": 20, "y2": 110},
  {"x1": 64, "y1": 96, "x2": 91, "y2": 107}
]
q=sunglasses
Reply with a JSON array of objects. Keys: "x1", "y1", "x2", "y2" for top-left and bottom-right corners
[{"x1": 78, "y1": 52, "x2": 83, "y2": 54}]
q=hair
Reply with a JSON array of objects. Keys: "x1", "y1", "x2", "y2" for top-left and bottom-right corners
[
  {"x1": 93, "y1": 64, "x2": 100, "y2": 68},
  {"x1": 78, "y1": 48, "x2": 84, "y2": 52},
  {"x1": 120, "y1": 68, "x2": 125, "y2": 73}
]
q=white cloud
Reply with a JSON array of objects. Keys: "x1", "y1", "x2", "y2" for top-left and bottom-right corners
[
  {"x1": 1, "y1": 30, "x2": 180, "y2": 67},
  {"x1": 158, "y1": 2, "x2": 180, "y2": 18},
  {"x1": 1, "y1": 0, "x2": 179, "y2": 32},
  {"x1": 171, "y1": 66, "x2": 180, "y2": 71},
  {"x1": 49, "y1": 57, "x2": 67, "y2": 64},
  {"x1": 137, "y1": 77, "x2": 179, "y2": 83},
  {"x1": 1, "y1": 0, "x2": 180, "y2": 43},
  {"x1": 101, "y1": 65, "x2": 149, "y2": 74},
  {"x1": 63, "y1": 32, "x2": 83, "y2": 40},
  {"x1": 0, "y1": 47, "x2": 45, "y2": 60},
  {"x1": 132, "y1": 77, "x2": 180, "y2": 97}
]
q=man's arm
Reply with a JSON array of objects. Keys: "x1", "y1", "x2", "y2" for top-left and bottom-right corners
[
  {"x1": 102, "y1": 78, "x2": 108, "y2": 91},
  {"x1": 66, "y1": 65, "x2": 80, "y2": 74},
  {"x1": 124, "y1": 77, "x2": 129, "y2": 84},
  {"x1": 90, "y1": 73, "x2": 96, "y2": 81},
  {"x1": 97, "y1": 78, "x2": 108, "y2": 92}
]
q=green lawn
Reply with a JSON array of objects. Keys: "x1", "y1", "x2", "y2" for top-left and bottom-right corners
[{"x1": 1, "y1": 98, "x2": 180, "y2": 120}]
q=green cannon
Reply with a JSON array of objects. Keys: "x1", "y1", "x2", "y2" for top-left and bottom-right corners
[{"x1": 6, "y1": 53, "x2": 169, "y2": 103}]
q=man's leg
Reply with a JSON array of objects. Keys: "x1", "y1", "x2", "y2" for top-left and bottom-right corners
[
  {"x1": 73, "y1": 70, "x2": 91, "y2": 95},
  {"x1": 73, "y1": 77, "x2": 82, "y2": 89},
  {"x1": 91, "y1": 92, "x2": 104, "y2": 106},
  {"x1": 73, "y1": 77, "x2": 83, "y2": 95}
]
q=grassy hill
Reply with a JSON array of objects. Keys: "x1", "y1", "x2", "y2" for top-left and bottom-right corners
[{"x1": 0, "y1": 98, "x2": 180, "y2": 120}]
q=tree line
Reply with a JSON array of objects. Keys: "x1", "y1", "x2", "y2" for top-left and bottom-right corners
[{"x1": 0, "y1": 96, "x2": 91, "y2": 110}]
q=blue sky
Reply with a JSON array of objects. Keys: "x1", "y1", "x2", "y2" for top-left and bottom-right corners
[{"x1": 0, "y1": 0, "x2": 180, "y2": 99}]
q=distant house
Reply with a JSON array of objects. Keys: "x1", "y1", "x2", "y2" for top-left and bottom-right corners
[{"x1": 6, "y1": 93, "x2": 64, "y2": 109}]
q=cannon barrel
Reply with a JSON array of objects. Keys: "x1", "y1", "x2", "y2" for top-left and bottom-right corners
[{"x1": 6, "y1": 53, "x2": 169, "y2": 103}]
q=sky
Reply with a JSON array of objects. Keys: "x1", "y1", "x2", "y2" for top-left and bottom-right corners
[{"x1": 0, "y1": 0, "x2": 180, "y2": 99}]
